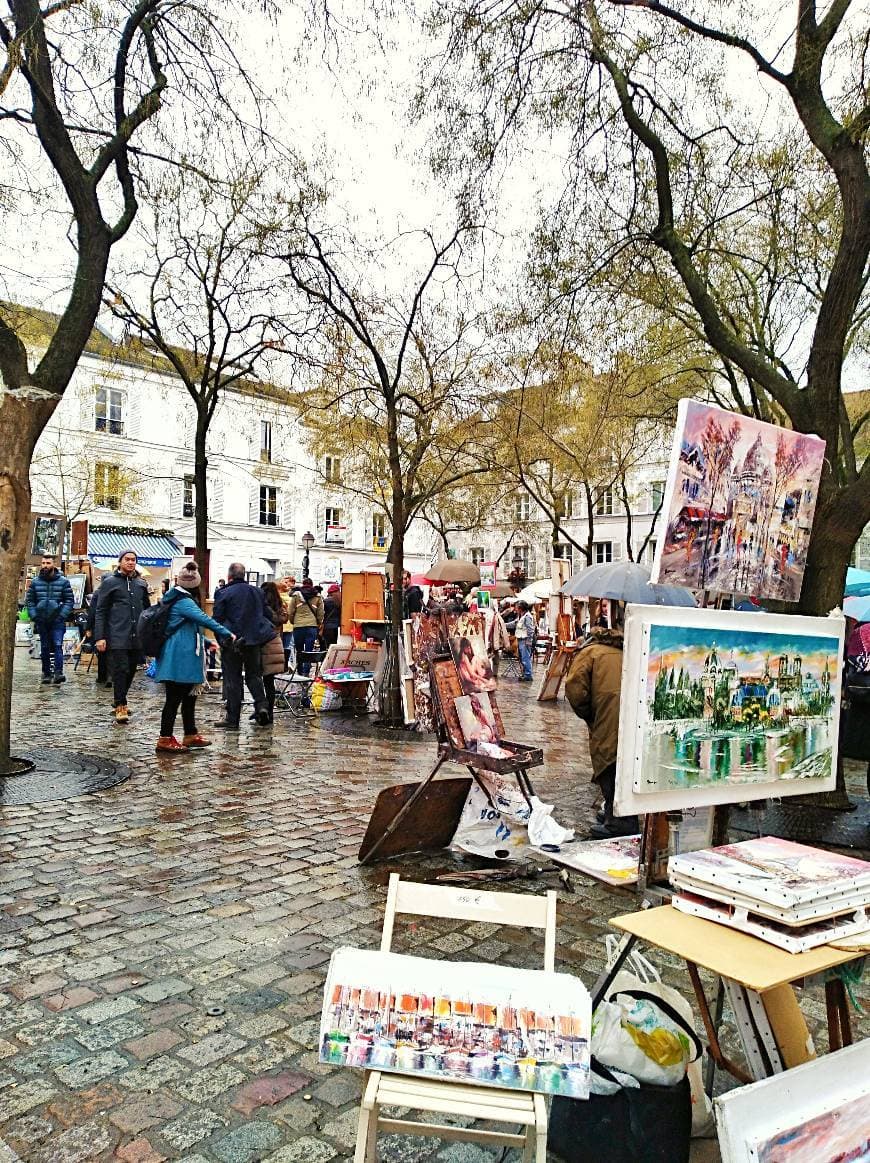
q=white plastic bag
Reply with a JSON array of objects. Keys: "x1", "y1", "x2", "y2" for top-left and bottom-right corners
[
  {"x1": 601, "y1": 938, "x2": 714, "y2": 1136},
  {"x1": 527, "y1": 795, "x2": 574, "y2": 847}
]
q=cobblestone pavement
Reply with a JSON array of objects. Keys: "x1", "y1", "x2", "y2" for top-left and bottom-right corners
[{"x1": 1, "y1": 653, "x2": 867, "y2": 1162}]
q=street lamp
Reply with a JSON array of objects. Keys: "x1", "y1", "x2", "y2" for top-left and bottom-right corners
[
  {"x1": 511, "y1": 548, "x2": 524, "y2": 572},
  {"x1": 301, "y1": 530, "x2": 314, "y2": 579}
]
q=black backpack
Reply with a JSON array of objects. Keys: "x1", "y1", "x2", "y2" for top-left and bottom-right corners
[{"x1": 136, "y1": 593, "x2": 183, "y2": 658}]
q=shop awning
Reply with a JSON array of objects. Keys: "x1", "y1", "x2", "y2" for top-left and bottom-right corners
[
  {"x1": 88, "y1": 529, "x2": 183, "y2": 568},
  {"x1": 680, "y1": 507, "x2": 726, "y2": 523}
]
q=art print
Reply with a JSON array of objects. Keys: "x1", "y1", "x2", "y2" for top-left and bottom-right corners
[
  {"x1": 455, "y1": 692, "x2": 499, "y2": 749},
  {"x1": 715, "y1": 1041, "x2": 870, "y2": 1163},
  {"x1": 320, "y1": 946, "x2": 591, "y2": 1098},
  {"x1": 67, "y1": 573, "x2": 87, "y2": 609},
  {"x1": 615, "y1": 605, "x2": 843, "y2": 815},
  {"x1": 30, "y1": 514, "x2": 64, "y2": 559},
  {"x1": 450, "y1": 633, "x2": 497, "y2": 694},
  {"x1": 651, "y1": 399, "x2": 825, "y2": 601}
]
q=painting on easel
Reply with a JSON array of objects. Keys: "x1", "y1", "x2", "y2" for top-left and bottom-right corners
[{"x1": 450, "y1": 632, "x2": 497, "y2": 694}]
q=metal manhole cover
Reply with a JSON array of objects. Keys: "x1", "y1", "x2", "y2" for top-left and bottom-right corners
[{"x1": 0, "y1": 749, "x2": 131, "y2": 805}]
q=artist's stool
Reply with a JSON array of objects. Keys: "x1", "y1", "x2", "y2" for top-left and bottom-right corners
[
  {"x1": 353, "y1": 874, "x2": 556, "y2": 1162},
  {"x1": 602, "y1": 906, "x2": 862, "y2": 1086}
]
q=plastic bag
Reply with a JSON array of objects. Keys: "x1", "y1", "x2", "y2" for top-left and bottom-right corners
[
  {"x1": 145, "y1": 658, "x2": 158, "y2": 680},
  {"x1": 527, "y1": 795, "x2": 574, "y2": 846},
  {"x1": 311, "y1": 679, "x2": 341, "y2": 711},
  {"x1": 601, "y1": 939, "x2": 714, "y2": 1135},
  {"x1": 450, "y1": 777, "x2": 529, "y2": 859}
]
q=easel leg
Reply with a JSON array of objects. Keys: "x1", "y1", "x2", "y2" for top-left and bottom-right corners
[
  {"x1": 359, "y1": 754, "x2": 447, "y2": 866},
  {"x1": 686, "y1": 964, "x2": 752, "y2": 1087},
  {"x1": 825, "y1": 978, "x2": 852, "y2": 1051}
]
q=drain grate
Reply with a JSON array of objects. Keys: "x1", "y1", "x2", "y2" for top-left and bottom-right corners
[{"x1": 0, "y1": 748, "x2": 131, "y2": 805}]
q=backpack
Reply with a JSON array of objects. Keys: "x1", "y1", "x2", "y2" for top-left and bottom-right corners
[{"x1": 136, "y1": 593, "x2": 183, "y2": 658}]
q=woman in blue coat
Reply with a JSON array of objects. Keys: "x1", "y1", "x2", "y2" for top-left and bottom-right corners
[{"x1": 155, "y1": 562, "x2": 235, "y2": 753}]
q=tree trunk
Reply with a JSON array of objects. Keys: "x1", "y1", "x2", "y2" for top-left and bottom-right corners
[
  {"x1": 379, "y1": 521, "x2": 405, "y2": 729},
  {"x1": 194, "y1": 417, "x2": 209, "y2": 591},
  {"x1": 0, "y1": 392, "x2": 56, "y2": 768},
  {"x1": 799, "y1": 502, "x2": 861, "y2": 617}
]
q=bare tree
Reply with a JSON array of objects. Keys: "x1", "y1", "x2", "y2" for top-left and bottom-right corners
[
  {"x1": 0, "y1": 0, "x2": 272, "y2": 766},
  {"x1": 282, "y1": 222, "x2": 488, "y2": 725},
  {"x1": 106, "y1": 169, "x2": 293, "y2": 582}
]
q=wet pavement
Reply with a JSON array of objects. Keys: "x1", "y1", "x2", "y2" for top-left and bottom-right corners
[{"x1": 1, "y1": 652, "x2": 867, "y2": 1162}]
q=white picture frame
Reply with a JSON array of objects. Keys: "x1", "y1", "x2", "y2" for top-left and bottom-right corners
[
  {"x1": 714, "y1": 1041, "x2": 870, "y2": 1162},
  {"x1": 614, "y1": 604, "x2": 844, "y2": 816}
]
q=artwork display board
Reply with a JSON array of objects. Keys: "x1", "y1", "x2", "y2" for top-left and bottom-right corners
[
  {"x1": 714, "y1": 1039, "x2": 870, "y2": 1163},
  {"x1": 614, "y1": 604, "x2": 844, "y2": 816},
  {"x1": 651, "y1": 399, "x2": 825, "y2": 601},
  {"x1": 320, "y1": 946, "x2": 591, "y2": 1098},
  {"x1": 669, "y1": 837, "x2": 870, "y2": 925}
]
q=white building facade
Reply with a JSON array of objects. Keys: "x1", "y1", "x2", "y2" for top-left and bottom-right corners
[{"x1": 26, "y1": 319, "x2": 436, "y2": 587}]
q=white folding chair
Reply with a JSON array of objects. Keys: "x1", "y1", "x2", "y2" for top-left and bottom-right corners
[{"x1": 354, "y1": 873, "x2": 556, "y2": 1162}]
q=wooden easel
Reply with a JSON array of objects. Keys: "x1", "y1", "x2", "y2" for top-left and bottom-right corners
[{"x1": 358, "y1": 651, "x2": 543, "y2": 865}]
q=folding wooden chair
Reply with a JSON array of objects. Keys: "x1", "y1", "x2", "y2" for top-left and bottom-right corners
[
  {"x1": 354, "y1": 873, "x2": 557, "y2": 1162},
  {"x1": 273, "y1": 649, "x2": 327, "y2": 717}
]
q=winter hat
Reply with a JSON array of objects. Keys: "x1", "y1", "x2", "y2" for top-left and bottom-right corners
[
  {"x1": 327, "y1": 584, "x2": 340, "y2": 595},
  {"x1": 176, "y1": 562, "x2": 201, "y2": 590},
  {"x1": 117, "y1": 548, "x2": 138, "y2": 561}
]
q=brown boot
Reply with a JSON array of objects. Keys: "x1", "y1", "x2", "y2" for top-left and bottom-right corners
[
  {"x1": 156, "y1": 736, "x2": 189, "y2": 753},
  {"x1": 115, "y1": 705, "x2": 129, "y2": 724},
  {"x1": 182, "y1": 734, "x2": 211, "y2": 748}
]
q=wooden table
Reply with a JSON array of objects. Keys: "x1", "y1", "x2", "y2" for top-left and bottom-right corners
[{"x1": 602, "y1": 905, "x2": 861, "y2": 1086}]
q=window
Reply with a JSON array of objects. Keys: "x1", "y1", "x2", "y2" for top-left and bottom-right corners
[
  {"x1": 553, "y1": 542, "x2": 573, "y2": 566},
  {"x1": 515, "y1": 492, "x2": 530, "y2": 522},
  {"x1": 595, "y1": 487, "x2": 614, "y2": 516},
  {"x1": 325, "y1": 455, "x2": 342, "y2": 484},
  {"x1": 470, "y1": 546, "x2": 485, "y2": 566},
  {"x1": 260, "y1": 420, "x2": 272, "y2": 463},
  {"x1": 514, "y1": 544, "x2": 536, "y2": 579},
  {"x1": 594, "y1": 540, "x2": 613, "y2": 564},
  {"x1": 372, "y1": 512, "x2": 387, "y2": 548},
  {"x1": 325, "y1": 506, "x2": 344, "y2": 544},
  {"x1": 183, "y1": 474, "x2": 195, "y2": 518},
  {"x1": 259, "y1": 485, "x2": 280, "y2": 526},
  {"x1": 95, "y1": 387, "x2": 124, "y2": 435},
  {"x1": 94, "y1": 463, "x2": 122, "y2": 510},
  {"x1": 651, "y1": 480, "x2": 666, "y2": 512},
  {"x1": 646, "y1": 539, "x2": 658, "y2": 566}
]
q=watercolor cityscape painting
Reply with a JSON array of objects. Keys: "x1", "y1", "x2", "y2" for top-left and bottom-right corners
[
  {"x1": 652, "y1": 400, "x2": 825, "y2": 601},
  {"x1": 755, "y1": 1091, "x2": 870, "y2": 1162},
  {"x1": 320, "y1": 947, "x2": 590, "y2": 1098},
  {"x1": 638, "y1": 622, "x2": 840, "y2": 794}
]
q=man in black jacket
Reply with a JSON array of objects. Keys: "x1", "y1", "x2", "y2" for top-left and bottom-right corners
[
  {"x1": 94, "y1": 550, "x2": 150, "y2": 723},
  {"x1": 25, "y1": 555, "x2": 75, "y2": 685},
  {"x1": 213, "y1": 562, "x2": 272, "y2": 729}
]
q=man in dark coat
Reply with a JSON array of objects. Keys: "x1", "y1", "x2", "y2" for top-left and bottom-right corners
[
  {"x1": 93, "y1": 549, "x2": 150, "y2": 723},
  {"x1": 25, "y1": 555, "x2": 75, "y2": 685},
  {"x1": 213, "y1": 562, "x2": 273, "y2": 728},
  {"x1": 403, "y1": 571, "x2": 424, "y2": 616}
]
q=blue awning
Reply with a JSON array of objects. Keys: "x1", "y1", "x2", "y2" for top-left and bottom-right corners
[{"x1": 88, "y1": 529, "x2": 183, "y2": 568}]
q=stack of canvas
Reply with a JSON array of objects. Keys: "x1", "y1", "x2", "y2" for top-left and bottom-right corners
[{"x1": 669, "y1": 837, "x2": 870, "y2": 953}]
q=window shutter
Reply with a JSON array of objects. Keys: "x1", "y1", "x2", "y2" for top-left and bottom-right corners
[
  {"x1": 249, "y1": 487, "x2": 259, "y2": 526},
  {"x1": 169, "y1": 477, "x2": 183, "y2": 520},
  {"x1": 80, "y1": 386, "x2": 94, "y2": 431},
  {"x1": 275, "y1": 488, "x2": 283, "y2": 528},
  {"x1": 212, "y1": 477, "x2": 224, "y2": 522},
  {"x1": 613, "y1": 543, "x2": 623, "y2": 560},
  {"x1": 126, "y1": 394, "x2": 140, "y2": 440}
]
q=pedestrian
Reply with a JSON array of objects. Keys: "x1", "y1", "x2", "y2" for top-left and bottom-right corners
[
  {"x1": 212, "y1": 562, "x2": 273, "y2": 729},
  {"x1": 321, "y1": 584, "x2": 342, "y2": 648},
  {"x1": 565, "y1": 598, "x2": 638, "y2": 838},
  {"x1": 213, "y1": 578, "x2": 226, "y2": 599},
  {"x1": 25, "y1": 554, "x2": 74, "y2": 685},
  {"x1": 277, "y1": 575, "x2": 296, "y2": 669},
  {"x1": 287, "y1": 577, "x2": 324, "y2": 675},
  {"x1": 259, "y1": 582, "x2": 286, "y2": 722},
  {"x1": 93, "y1": 550, "x2": 150, "y2": 723},
  {"x1": 514, "y1": 600, "x2": 535, "y2": 682},
  {"x1": 154, "y1": 562, "x2": 235, "y2": 753},
  {"x1": 403, "y1": 570, "x2": 424, "y2": 616}
]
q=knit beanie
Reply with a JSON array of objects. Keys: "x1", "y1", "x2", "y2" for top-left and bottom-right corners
[{"x1": 176, "y1": 562, "x2": 201, "y2": 590}]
